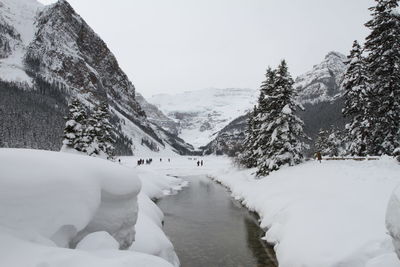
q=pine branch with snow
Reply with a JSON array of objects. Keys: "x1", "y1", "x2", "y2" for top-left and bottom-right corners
[
  {"x1": 363, "y1": 0, "x2": 400, "y2": 155},
  {"x1": 62, "y1": 98, "x2": 88, "y2": 152}
]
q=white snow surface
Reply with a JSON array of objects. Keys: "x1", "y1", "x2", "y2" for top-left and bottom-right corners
[
  {"x1": 76, "y1": 231, "x2": 120, "y2": 251},
  {"x1": 0, "y1": 148, "x2": 176, "y2": 267},
  {"x1": 131, "y1": 156, "x2": 400, "y2": 267},
  {"x1": 386, "y1": 185, "x2": 400, "y2": 264},
  {"x1": 148, "y1": 88, "x2": 258, "y2": 148}
]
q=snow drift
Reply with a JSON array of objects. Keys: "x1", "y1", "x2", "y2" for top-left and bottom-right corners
[
  {"x1": 0, "y1": 148, "x2": 174, "y2": 267},
  {"x1": 387, "y1": 185, "x2": 400, "y2": 261}
]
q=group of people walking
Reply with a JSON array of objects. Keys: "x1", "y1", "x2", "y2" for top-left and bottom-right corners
[
  {"x1": 137, "y1": 158, "x2": 153, "y2": 165},
  {"x1": 137, "y1": 158, "x2": 172, "y2": 166}
]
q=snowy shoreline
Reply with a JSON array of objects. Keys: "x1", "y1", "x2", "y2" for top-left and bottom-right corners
[
  {"x1": 0, "y1": 149, "x2": 186, "y2": 267},
  {"x1": 205, "y1": 157, "x2": 400, "y2": 267}
]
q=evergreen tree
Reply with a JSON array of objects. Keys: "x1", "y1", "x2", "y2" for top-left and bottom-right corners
[
  {"x1": 256, "y1": 60, "x2": 308, "y2": 176},
  {"x1": 84, "y1": 108, "x2": 101, "y2": 156},
  {"x1": 315, "y1": 129, "x2": 328, "y2": 154},
  {"x1": 62, "y1": 98, "x2": 87, "y2": 152},
  {"x1": 364, "y1": 0, "x2": 400, "y2": 155},
  {"x1": 342, "y1": 40, "x2": 372, "y2": 156},
  {"x1": 237, "y1": 105, "x2": 258, "y2": 168},
  {"x1": 93, "y1": 102, "x2": 115, "y2": 160},
  {"x1": 237, "y1": 67, "x2": 277, "y2": 168},
  {"x1": 324, "y1": 127, "x2": 345, "y2": 157}
]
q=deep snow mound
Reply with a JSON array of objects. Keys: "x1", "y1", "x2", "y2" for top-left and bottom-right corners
[
  {"x1": 387, "y1": 184, "x2": 400, "y2": 261},
  {"x1": 0, "y1": 148, "x2": 175, "y2": 266},
  {"x1": 0, "y1": 148, "x2": 141, "y2": 248}
]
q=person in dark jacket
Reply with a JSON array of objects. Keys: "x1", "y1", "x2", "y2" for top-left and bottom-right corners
[{"x1": 315, "y1": 151, "x2": 322, "y2": 163}]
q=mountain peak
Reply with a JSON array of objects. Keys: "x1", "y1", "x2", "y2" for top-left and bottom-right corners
[
  {"x1": 295, "y1": 51, "x2": 347, "y2": 105},
  {"x1": 325, "y1": 51, "x2": 346, "y2": 60}
]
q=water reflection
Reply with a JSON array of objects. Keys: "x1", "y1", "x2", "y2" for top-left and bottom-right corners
[{"x1": 157, "y1": 175, "x2": 277, "y2": 267}]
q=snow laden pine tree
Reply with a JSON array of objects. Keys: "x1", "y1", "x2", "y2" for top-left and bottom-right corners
[
  {"x1": 315, "y1": 129, "x2": 328, "y2": 155},
  {"x1": 325, "y1": 127, "x2": 345, "y2": 157},
  {"x1": 342, "y1": 40, "x2": 371, "y2": 156},
  {"x1": 364, "y1": 0, "x2": 400, "y2": 155},
  {"x1": 91, "y1": 102, "x2": 115, "y2": 160},
  {"x1": 62, "y1": 100, "x2": 115, "y2": 160},
  {"x1": 315, "y1": 127, "x2": 345, "y2": 157},
  {"x1": 237, "y1": 67, "x2": 276, "y2": 168},
  {"x1": 256, "y1": 61, "x2": 308, "y2": 176},
  {"x1": 236, "y1": 105, "x2": 259, "y2": 168},
  {"x1": 62, "y1": 98, "x2": 88, "y2": 152}
]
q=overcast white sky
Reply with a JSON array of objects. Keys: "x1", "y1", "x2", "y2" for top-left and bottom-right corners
[{"x1": 38, "y1": 0, "x2": 373, "y2": 98}]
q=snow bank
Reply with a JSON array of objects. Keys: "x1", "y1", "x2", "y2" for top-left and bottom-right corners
[
  {"x1": 386, "y1": 185, "x2": 400, "y2": 264},
  {"x1": 131, "y1": 194, "x2": 180, "y2": 266},
  {"x1": 76, "y1": 231, "x2": 120, "y2": 251},
  {"x1": 0, "y1": 229, "x2": 173, "y2": 267},
  {"x1": 120, "y1": 157, "x2": 186, "y2": 266},
  {"x1": 0, "y1": 148, "x2": 174, "y2": 267},
  {"x1": 207, "y1": 157, "x2": 400, "y2": 267}
]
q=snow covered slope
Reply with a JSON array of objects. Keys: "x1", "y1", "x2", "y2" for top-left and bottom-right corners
[
  {"x1": 0, "y1": 0, "x2": 192, "y2": 156},
  {"x1": 148, "y1": 88, "x2": 258, "y2": 149},
  {"x1": 136, "y1": 92, "x2": 180, "y2": 136},
  {"x1": 0, "y1": 0, "x2": 41, "y2": 84}
]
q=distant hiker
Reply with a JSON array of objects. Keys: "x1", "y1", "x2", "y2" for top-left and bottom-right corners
[
  {"x1": 315, "y1": 151, "x2": 322, "y2": 163},
  {"x1": 197, "y1": 161, "x2": 200, "y2": 167},
  {"x1": 160, "y1": 158, "x2": 162, "y2": 162},
  {"x1": 168, "y1": 158, "x2": 170, "y2": 162},
  {"x1": 201, "y1": 160, "x2": 203, "y2": 166},
  {"x1": 118, "y1": 159, "x2": 121, "y2": 164}
]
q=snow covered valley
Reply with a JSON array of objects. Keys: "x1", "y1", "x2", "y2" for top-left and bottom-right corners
[
  {"x1": 121, "y1": 155, "x2": 400, "y2": 267},
  {"x1": 2, "y1": 149, "x2": 400, "y2": 267}
]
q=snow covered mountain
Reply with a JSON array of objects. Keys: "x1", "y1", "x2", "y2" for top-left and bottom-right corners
[
  {"x1": 0, "y1": 0, "x2": 193, "y2": 155},
  {"x1": 295, "y1": 51, "x2": 347, "y2": 105},
  {"x1": 202, "y1": 52, "x2": 348, "y2": 155},
  {"x1": 148, "y1": 88, "x2": 258, "y2": 149},
  {"x1": 296, "y1": 52, "x2": 348, "y2": 141},
  {"x1": 135, "y1": 92, "x2": 180, "y2": 136}
]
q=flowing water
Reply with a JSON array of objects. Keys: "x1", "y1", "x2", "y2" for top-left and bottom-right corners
[{"x1": 157, "y1": 175, "x2": 277, "y2": 267}]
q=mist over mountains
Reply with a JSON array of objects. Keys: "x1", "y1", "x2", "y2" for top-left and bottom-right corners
[
  {"x1": 144, "y1": 52, "x2": 348, "y2": 155},
  {"x1": 0, "y1": 0, "x2": 348, "y2": 157}
]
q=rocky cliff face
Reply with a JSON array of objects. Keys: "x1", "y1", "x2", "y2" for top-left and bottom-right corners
[
  {"x1": 200, "y1": 114, "x2": 248, "y2": 156},
  {"x1": 135, "y1": 92, "x2": 180, "y2": 135},
  {"x1": 295, "y1": 51, "x2": 347, "y2": 105},
  {"x1": 0, "y1": 0, "x2": 192, "y2": 155},
  {"x1": 295, "y1": 52, "x2": 348, "y2": 141},
  {"x1": 25, "y1": 0, "x2": 144, "y2": 119}
]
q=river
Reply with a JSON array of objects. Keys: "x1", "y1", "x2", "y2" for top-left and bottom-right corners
[{"x1": 157, "y1": 175, "x2": 277, "y2": 267}]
